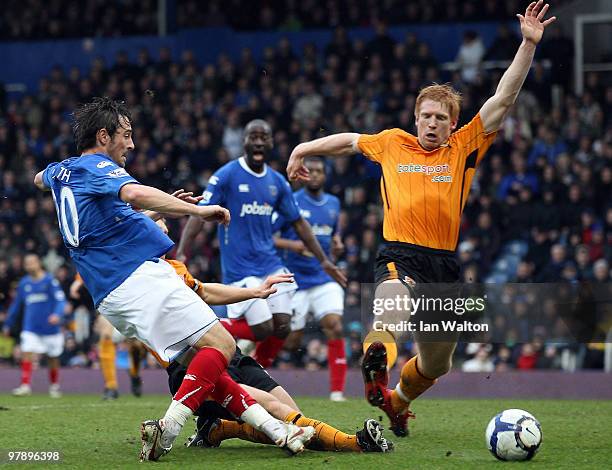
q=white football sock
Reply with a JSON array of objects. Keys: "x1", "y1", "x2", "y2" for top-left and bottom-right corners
[
  {"x1": 240, "y1": 403, "x2": 287, "y2": 443},
  {"x1": 160, "y1": 400, "x2": 193, "y2": 448}
]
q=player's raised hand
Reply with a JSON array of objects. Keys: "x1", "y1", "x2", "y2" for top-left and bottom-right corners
[
  {"x1": 256, "y1": 273, "x2": 295, "y2": 298},
  {"x1": 287, "y1": 150, "x2": 310, "y2": 182},
  {"x1": 517, "y1": 1, "x2": 556, "y2": 45},
  {"x1": 322, "y1": 259, "x2": 348, "y2": 288},
  {"x1": 197, "y1": 205, "x2": 230, "y2": 226},
  {"x1": 171, "y1": 189, "x2": 203, "y2": 205}
]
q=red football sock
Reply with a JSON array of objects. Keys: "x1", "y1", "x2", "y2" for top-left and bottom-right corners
[
  {"x1": 210, "y1": 371, "x2": 257, "y2": 418},
  {"x1": 253, "y1": 336, "x2": 285, "y2": 368},
  {"x1": 49, "y1": 367, "x2": 59, "y2": 385},
  {"x1": 220, "y1": 318, "x2": 256, "y2": 341},
  {"x1": 21, "y1": 360, "x2": 33, "y2": 385},
  {"x1": 173, "y1": 347, "x2": 228, "y2": 412},
  {"x1": 327, "y1": 338, "x2": 347, "y2": 393}
]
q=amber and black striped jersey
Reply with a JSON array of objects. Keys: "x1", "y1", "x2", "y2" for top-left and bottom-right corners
[{"x1": 358, "y1": 114, "x2": 497, "y2": 251}]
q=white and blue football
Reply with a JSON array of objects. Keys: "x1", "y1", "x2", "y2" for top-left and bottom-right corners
[{"x1": 485, "y1": 409, "x2": 542, "y2": 461}]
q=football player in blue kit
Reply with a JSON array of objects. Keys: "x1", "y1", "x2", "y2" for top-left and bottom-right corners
[
  {"x1": 177, "y1": 120, "x2": 346, "y2": 368},
  {"x1": 34, "y1": 98, "x2": 315, "y2": 461},
  {"x1": 3, "y1": 253, "x2": 67, "y2": 398},
  {"x1": 272, "y1": 157, "x2": 347, "y2": 401}
]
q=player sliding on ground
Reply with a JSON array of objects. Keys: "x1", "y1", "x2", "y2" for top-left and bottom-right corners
[
  {"x1": 34, "y1": 97, "x2": 315, "y2": 461},
  {"x1": 287, "y1": 1, "x2": 555, "y2": 437},
  {"x1": 150, "y1": 218, "x2": 391, "y2": 453}
]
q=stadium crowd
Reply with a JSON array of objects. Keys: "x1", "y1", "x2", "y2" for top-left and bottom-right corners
[
  {"x1": 0, "y1": 22, "x2": 610, "y2": 373},
  {"x1": 1, "y1": 0, "x2": 575, "y2": 40}
]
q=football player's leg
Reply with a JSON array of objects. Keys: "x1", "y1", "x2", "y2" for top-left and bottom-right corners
[
  {"x1": 253, "y1": 293, "x2": 291, "y2": 368},
  {"x1": 253, "y1": 270, "x2": 298, "y2": 367},
  {"x1": 314, "y1": 282, "x2": 346, "y2": 401},
  {"x1": 128, "y1": 339, "x2": 146, "y2": 397},
  {"x1": 205, "y1": 385, "x2": 365, "y2": 452},
  {"x1": 96, "y1": 315, "x2": 118, "y2": 398},
  {"x1": 240, "y1": 299, "x2": 274, "y2": 341},
  {"x1": 395, "y1": 282, "x2": 460, "y2": 410},
  {"x1": 46, "y1": 332, "x2": 64, "y2": 398},
  {"x1": 284, "y1": 288, "x2": 308, "y2": 351},
  {"x1": 15, "y1": 331, "x2": 49, "y2": 396},
  {"x1": 13, "y1": 333, "x2": 36, "y2": 395},
  {"x1": 363, "y1": 280, "x2": 409, "y2": 405}
]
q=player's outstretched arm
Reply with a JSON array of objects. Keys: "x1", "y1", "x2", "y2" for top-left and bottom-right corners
[
  {"x1": 142, "y1": 189, "x2": 204, "y2": 221},
  {"x1": 120, "y1": 184, "x2": 230, "y2": 224},
  {"x1": 287, "y1": 133, "x2": 360, "y2": 182},
  {"x1": 292, "y1": 217, "x2": 348, "y2": 287},
  {"x1": 479, "y1": 1, "x2": 556, "y2": 133},
  {"x1": 199, "y1": 273, "x2": 295, "y2": 305}
]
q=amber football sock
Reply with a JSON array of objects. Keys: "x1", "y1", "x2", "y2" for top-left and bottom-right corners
[
  {"x1": 392, "y1": 355, "x2": 436, "y2": 410},
  {"x1": 285, "y1": 411, "x2": 361, "y2": 452},
  {"x1": 208, "y1": 420, "x2": 273, "y2": 446},
  {"x1": 99, "y1": 338, "x2": 117, "y2": 390},
  {"x1": 128, "y1": 344, "x2": 142, "y2": 378}
]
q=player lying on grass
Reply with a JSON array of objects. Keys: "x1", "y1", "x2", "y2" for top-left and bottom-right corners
[
  {"x1": 35, "y1": 97, "x2": 314, "y2": 462},
  {"x1": 151, "y1": 218, "x2": 392, "y2": 453},
  {"x1": 287, "y1": 1, "x2": 556, "y2": 438}
]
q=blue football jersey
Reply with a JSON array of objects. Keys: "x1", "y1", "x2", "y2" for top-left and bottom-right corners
[
  {"x1": 274, "y1": 189, "x2": 340, "y2": 290},
  {"x1": 200, "y1": 157, "x2": 301, "y2": 283},
  {"x1": 5, "y1": 273, "x2": 67, "y2": 335},
  {"x1": 42, "y1": 153, "x2": 174, "y2": 306}
]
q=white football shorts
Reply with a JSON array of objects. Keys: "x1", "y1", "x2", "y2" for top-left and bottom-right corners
[
  {"x1": 291, "y1": 281, "x2": 344, "y2": 331},
  {"x1": 20, "y1": 331, "x2": 64, "y2": 357},
  {"x1": 98, "y1": 259, "x2": 218, "y2": 363},
  {"x1": 226, "y1": 267, "x2": 298, "y2": 326}
]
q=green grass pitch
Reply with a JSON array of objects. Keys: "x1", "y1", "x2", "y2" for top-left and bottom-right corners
[{"x1": 1, "y1": 394, "x2": 610, "y2": 469}]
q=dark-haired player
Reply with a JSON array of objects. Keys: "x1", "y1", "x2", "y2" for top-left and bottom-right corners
[
  {"x1": 3, "y1": 254, "x2": 66, "y2": 398},
  {"x1": 34, "y1": 97, "x2": 314, "y2": 461},
  {"x1": 177, "y1": 120, "x2": 346, "y2": 368}
]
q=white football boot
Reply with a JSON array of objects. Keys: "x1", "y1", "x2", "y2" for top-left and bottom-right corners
[
  {"x1": 12, "y1": 384, "x2": 32, "y2": 396},
  {"x1": 139, "y1": 420, "x2": 172, "y2": 462},
  {"x1": 49, "y1": 384, "x2": 62, "y2": 398}
]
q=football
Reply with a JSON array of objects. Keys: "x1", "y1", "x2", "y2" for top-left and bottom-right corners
[{"x1": 485, "y1": 409, "x2": 542, "y2": 461}]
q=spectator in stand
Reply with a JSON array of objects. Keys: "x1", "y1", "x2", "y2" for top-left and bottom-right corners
[
  {"x1": 456, "y1": 30, "x2": 485, "y2": 84},
  {"x1": 593, "y1": 259, "x2": 610, "y2": 282},
  {"x1": 0, "y1": 11, "x2": 607, "y2": 371},
  {"x1": 538, "y1": 244, "x2": 567, "y2": 282},
  {"x1": 462, "y1": 346, "x2": 495, "y2": 372},
  {"x1": 516, "y1": 343, "x2": 538, "y2": 370}
]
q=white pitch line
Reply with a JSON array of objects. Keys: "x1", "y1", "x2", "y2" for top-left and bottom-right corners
[{"x1": 4, "y1": 402, "x2": 164, "y2": 411}]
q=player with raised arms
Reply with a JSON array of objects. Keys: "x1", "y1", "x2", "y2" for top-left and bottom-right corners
[
  {"x1": 3, "y1": 253, "x2": 67, "y2": 398},
  {"x1": 287, "y1": 1, "x2": 556, "y2": 437},
  {"x1": 273, "y1": 156, "x2": 348, "y2": 401},
  {"x1": 34, "y1": 97, "x2": 315, "y2": 461},
  {"x1": 177, "y1": 119, "x2": 346, "y2": 368}
]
